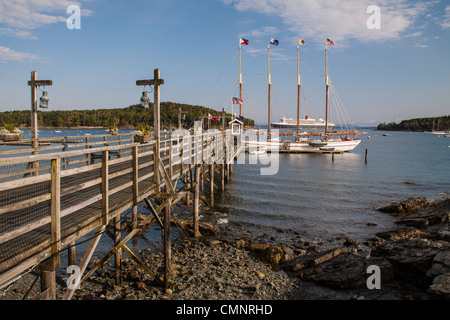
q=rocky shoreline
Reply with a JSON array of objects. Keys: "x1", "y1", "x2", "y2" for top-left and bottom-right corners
[{"x1": 1, "y1": 197, "x2": 448, "y2": 300}]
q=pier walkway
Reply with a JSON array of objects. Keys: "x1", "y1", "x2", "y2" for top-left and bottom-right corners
[{"x1": 0, "y1": 130, "x2": 242, "y2": 299}]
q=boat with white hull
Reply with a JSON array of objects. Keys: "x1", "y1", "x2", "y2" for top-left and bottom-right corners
[
  {"x1": 246, "y1": 137, "x2": 361, "y2": 153},
  {"x1": 244, "y1": 38, "x2": 361, "y2": 153}
]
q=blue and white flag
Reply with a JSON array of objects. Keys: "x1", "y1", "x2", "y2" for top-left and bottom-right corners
[{"x1": 270, "y1": 38, "x2": 279, "y2": 46}]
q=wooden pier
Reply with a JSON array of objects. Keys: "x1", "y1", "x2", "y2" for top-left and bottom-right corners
[
  {"x1": 0, "y1": 129, "x2": 241, "y2": 299},
  {"x1": 0, "y1": 68, "x2": 244, "y2": 300}
]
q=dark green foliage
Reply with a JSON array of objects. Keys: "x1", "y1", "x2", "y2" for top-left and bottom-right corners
[
  {"x1": 377, "y1": 116, "x2": 450, "y2": 132},
  {"x1": 0, "y1": 102, "x2": 255, "y2": 129}
]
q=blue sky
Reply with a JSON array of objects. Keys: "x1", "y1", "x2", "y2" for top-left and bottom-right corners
[{"x1": 0, "y1": 0, "x2": 449, "y2": 126}]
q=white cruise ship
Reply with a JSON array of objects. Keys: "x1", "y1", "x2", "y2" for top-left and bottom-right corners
[{"x1": 271, "y1": 116, "x2": 336, "y2": 129}]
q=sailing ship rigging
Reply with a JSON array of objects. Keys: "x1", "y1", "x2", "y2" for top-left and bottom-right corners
[{"x1": 242, "y1": 37, "x2": 362, "y2": 153}]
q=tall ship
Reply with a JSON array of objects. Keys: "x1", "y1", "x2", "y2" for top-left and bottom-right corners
[
  {"x1": 272, "y1": 116, "x2": 335, "y2": 129},
  {"x1": 242, "y1": 37, "x2": 362, "y2": 153}
]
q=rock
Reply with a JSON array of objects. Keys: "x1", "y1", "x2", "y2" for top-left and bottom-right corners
[
  {"x1": 396, "y1": 218, "x2": 429, "y2": 228},
  {"x1": 427, "y1": 250, "x2": 450, "y2": 278},
  {"x1": 342, "y1": 236, "x2": 360, "y2": 248},
  {"x1": 124, "y1": 293, "x2": 137, "y2": 300},
  {"x1": 306, "y1": 254, "x2": 394, "y2": 290},
  {"x1": 372, "y1": 238, "x2": 447, "y2": 286},
  {"x1": 247, "y1": 243, "x2": 270, "y2": 252},
  {"x1": 136, "y1": 282, "x2": 148, "y2": 291},
  {"x1": 165, "y1": 288, "x2": 173, "y2": 295},
  {"x1": 236, "y1": 239, "x2": 246, "y2": 248},
  {"x1": 427, "y1": 212, "x2": 449, "y2": 225},
  {"x1": 265, "y1": 246, "x2": 285, "y2": 266},
  {"x1": 281, "y1": 247, "x2": 348, "y2": 272},
  {"x1": 428, "y1": 273, "x2": 450, "y2": 299},
  {"x1": 281, "y1": 245, "x2": 294, "y2": 257},
  {"x1": 376, "y1": 227, "x2": 425, "y2": 241},
  {"x1": 378, "y1": 197, "x2": 429, "y2": 215},
  {"x1": 254, "y1": 270, "x2": 265, "y2": 279}
]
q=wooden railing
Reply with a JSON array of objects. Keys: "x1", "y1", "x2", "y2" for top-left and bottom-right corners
[{"x1": 0, "y1": 129, "x2": 241, "y2": 290}]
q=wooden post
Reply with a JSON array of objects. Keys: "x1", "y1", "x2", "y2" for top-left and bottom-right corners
[
  {"x1": 101, "y1": 151, "x2": 109, "y2": 225},
  {"x1": 222, "y1": 108, "x2": 226, "y2": 131},
  {"x1": 41, "y1": 157, "x2": 61, "y2": 299},
  {"x1": 136, "y1": 69, "x2": 164, "y2": 185},
  {"x1": 30, "y1": 71, "x2": 38, "y2": 152},
  {"x1": 365, "y1": 148, "x2": 368, "y2": 164},
  {"x1": 62, "y1": 137, "x2": 67, "y2": 170},
  {"x1": 210, "y1": 164, "x2": 214, "y2": 208},
  {"x1": 85, "y1": 137, "x2": 90, "y2": 165},
  {"x1": 68, "y1": 242, "x2": 76, "y2": 266},
  {"x1": 154, "y1": 69, "x2": 161, "y2": 185},
  {"x1": 163, "y1": 198, "x2": 172, "y2": 287},
  {"x1": 132, "y1": 146, "x2": 138, "y2": 229},
  {"x1": 169, "y1": 139, "x2": 173, "y2": 180},
  {"x1": 118, "y1": 135, "x2": 122, "y2": 158},
  {"x1": 193, "y1": 165, "x2": 200, "y2": 238},
  {"x1": 114, "y1": 215, "x2": 122, "y2": 285},
  {"x1": 27, "y1": 71, "x2": 52, "y2": 175}
]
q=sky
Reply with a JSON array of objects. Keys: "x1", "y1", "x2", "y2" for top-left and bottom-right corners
[{"x1": 0, "y1": 0, "x2": 449, "y2": 126}]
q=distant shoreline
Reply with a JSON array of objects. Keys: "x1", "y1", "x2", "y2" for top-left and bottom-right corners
[
  {"x1": 17, "y1": 126, "x2": 136, "y2": 130},
  {"x1": 377, "y1": 115, "x2": 449, "y2": 132}
]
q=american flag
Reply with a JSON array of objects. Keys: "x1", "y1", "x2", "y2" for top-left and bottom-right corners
[
  {"x1": 326, "y1": 38, "x2": 335, "y2": 46},
  {"x1": 232, "y1": 97, "x2": 243, "y2": 105}
]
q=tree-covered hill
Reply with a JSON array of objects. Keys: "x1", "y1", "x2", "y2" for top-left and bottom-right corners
[
  {"x1": 0, "y1": 102, "x2": 254, "y2": 129},
  {"x1": 377, "y1": 116, "x2": 450, "y2": 132}
]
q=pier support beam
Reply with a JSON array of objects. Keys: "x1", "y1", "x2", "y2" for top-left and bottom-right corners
[
  {"x1": 210, "y1": 164, "x2": 214, "y2": 208},
  {"x1": 163, "y1": 199, "x2": 172, "y2": 287},
  {"x1": 193, "y1": 165, "x2": 201, "y2": 238}
]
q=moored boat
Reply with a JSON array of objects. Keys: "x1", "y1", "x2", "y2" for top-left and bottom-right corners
[{"x1": 244, "y1": 38, "x2": 361, "y2": 153}]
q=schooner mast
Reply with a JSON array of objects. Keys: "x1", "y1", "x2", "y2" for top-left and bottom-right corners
[
  {"x1": 297, "y1": 39, "x2": 305, "y2": 140},
  {"x1": 267, "y1": 37, "x2": 278, "y2": 142},
  {"x1": 239, "y1": 40, "x2": 243, "y2": 117},
  {"x1": 325, "y1": 38, "x2": 335, "y2": 135}
]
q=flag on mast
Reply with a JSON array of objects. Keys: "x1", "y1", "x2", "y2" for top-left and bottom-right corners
[
  {"x1": 326, "y1": 38, "x2": 335, "y2": 46},
  {"x1": 232, "y1": 97, "x2": 243, "y2": 105},
  {"x1": 299, "y1": 39, "x2": 306, "y2": 45},
  {"x1": 270, "y1": 38, "x2": 279, "y2": 46},
  {"x1": 239, "y1": 38, "x2": 249, "y2": 45}
]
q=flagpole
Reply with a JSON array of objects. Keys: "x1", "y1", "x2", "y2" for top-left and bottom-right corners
[
  {"x1": 297, "y1": 45, "x2": 300, "y2": 139},
  {"x1": 239, "y1": 43, "x2": 243, "y2": 117},
  {"x1": 267, "y1": 44, "x2": 271, "y2": 142},
  {"x1": 325, "y1": 43, "x2": 329, "y2": 135}
]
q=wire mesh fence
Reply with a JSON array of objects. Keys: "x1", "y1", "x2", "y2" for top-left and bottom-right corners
[{"x1": 0, "y1": 130, "x2": 240, "y2": 288}]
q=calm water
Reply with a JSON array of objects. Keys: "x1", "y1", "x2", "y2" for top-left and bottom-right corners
[
  {"x1": 3, "y1": 129, "x2": 449, "y2": 261},
  {"x1": 215, "y1": 130, "x2": 450, "y2": 245}
]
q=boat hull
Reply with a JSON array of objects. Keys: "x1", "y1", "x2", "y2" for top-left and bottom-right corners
[{"x1": 245, "y1": 138, "x2": 361, "y2": 153}]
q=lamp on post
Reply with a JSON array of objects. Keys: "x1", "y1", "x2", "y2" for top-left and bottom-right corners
[
  {"x1": 140, "y1": 89, "x2": 150, "y2": 108},
  {"x1": 27, "y1": 71, "x2": 52, "y2": 151},
  {"x1": 40, "y1": 89, "x2": 49, "y2": 109}
]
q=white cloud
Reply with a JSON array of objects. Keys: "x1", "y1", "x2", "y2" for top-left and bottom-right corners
[
  {"x1": 223, "y1": 0, "x2": 437, "y2": 44},
  {"x1": 0, "y1": 46, "x2": 40, "y2": 62},
  {"x1": 241, "y1": 26, "x2": 280, "y2": 39},
  {"x1": 0, "y1": 0, "x2": 93, "y2": 38},
  {"x1": 441, "y1": 5, "x2": 450, "y2": 29}
]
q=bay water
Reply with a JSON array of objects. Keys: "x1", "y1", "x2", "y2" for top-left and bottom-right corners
[{"x1": 2, "y1": 129, "x2": 449, "y2": 261}]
